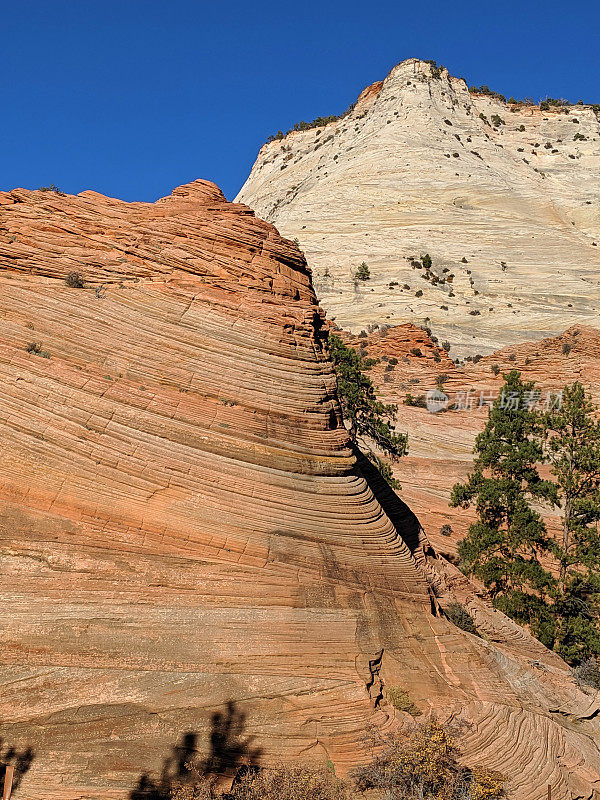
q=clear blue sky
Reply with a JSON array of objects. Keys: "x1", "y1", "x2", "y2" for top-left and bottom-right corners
[{"x1": 2, "y1": 0, "x2": 598, "y2": 202}]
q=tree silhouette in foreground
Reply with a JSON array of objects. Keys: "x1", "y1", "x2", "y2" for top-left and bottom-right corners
[
  {"x1": 0, "y1": 738, "x2": 35, "y2": 795},
  {"x1": 129, "y1": 702, "x2": 262, "y2": 800}
]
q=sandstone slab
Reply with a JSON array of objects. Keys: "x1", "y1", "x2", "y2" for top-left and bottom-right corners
[{"x1": 0, "y1": 184, "x2": 598, "y2": 799}]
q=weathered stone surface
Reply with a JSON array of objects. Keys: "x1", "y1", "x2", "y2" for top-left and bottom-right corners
[
  {"x1": 236, "y1": 59, "x2": 600, "y2": 355},
  {"x1": 0, "y1": 183, "x2": 599, "y2": 800}
]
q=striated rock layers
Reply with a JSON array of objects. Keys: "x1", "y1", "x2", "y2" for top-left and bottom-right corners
[
  {"x1": 0, "y1": 182, "x2": 599, "y2": 800},
  {"x1": 236, "y1": 58, "x2": 600, "y2": 355}
]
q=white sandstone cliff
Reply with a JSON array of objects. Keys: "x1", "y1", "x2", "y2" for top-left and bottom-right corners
[{"x1": 236, "y1": 58, "x2": 600, "y2": 354}]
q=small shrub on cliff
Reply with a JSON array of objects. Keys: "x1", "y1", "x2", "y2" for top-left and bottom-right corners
[
  {"x1": 385, "y1": 686, "x2": 422, "y2": 716},
  {"x1": 355, "y1": 262, "x2": 370, "y2": 281},
  {"x1": 404, "y1": 393, "x2": 427, "y2": 408},
  {"x1": 539, "y1": 98, "x2": 569, "y2": 112},
  {"x1": 574, "y1": 657, "x2": 600, "y2": 691},
  {"x1": 469, "y1": 84, "x2": 507, "y2": 103},
  {"x1": 25, "y1": 341, "x2": 50, "y2": 358},
  {"x1": 445, "y1": 603, "x2": 480, "y2": 636},
  {"x1": 65, "y1": 271, "x2": 85, "y2": 288},
  {"x1": 265, "y1": 101, "x2": 356, "y2": 144},
  {"x1": 38, "y1": 183, "x2": 65, "y2": 195},
  {"x1": 425, "y1": 60, "x2": 443, "y2": 79}
]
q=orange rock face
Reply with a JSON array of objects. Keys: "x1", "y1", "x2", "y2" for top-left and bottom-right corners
[{"x1": 0, "y1": 183, "x2": 599, "y2": 800}]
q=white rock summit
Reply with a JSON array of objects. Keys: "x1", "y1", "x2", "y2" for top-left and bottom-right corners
[{"x1": 236, "y1": 58, "x2": 600, "y2": 354}]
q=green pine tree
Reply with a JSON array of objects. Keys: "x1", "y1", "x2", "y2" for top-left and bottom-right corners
[
  {"x1": 543, "y1": 382, "x2": 600, "y2": 663},
  {"x1": 451, "y1": 371, "x2": 557, "y2": 640},
  {"x1": 328, "y1": 334, "x2": 407, "y2": 487},
  {"x1": 355, "y1": 262, "x2": 370, "y2": 281}
]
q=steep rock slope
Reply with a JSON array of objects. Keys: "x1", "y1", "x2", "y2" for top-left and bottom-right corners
[
  {"x1": 0, "y1": 184, "x2": 599, "y2": 800},
  {"x1": 236, "y1": 58, "x2": 600, "y2": 354}
]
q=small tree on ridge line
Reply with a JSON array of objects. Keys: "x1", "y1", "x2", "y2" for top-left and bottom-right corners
[{"x1": 328, "y1": 333, "x2": 408, "y2": 487}]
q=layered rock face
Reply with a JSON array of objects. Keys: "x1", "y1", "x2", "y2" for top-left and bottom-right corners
[
  {"x1": 236, "y1": 58, "x2": 600, "y2": 354},
  {"x1": 1, "y1": 183, "x2": 599, "y2": 800}
]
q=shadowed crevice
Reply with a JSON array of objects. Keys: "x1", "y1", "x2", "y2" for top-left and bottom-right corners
[{"x1": 353, "y1": 447, "x2": 424, "y2": 556}]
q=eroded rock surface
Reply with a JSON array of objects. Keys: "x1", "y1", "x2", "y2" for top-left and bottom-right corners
[
  {"x1": 236, "y1": 58, "x2": 600, "y2": 355},
  {"x1": 0, "y1": 183, "x2": 599, "y2": 799}
]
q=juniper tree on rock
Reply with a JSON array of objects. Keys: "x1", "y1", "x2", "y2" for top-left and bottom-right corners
[
  {"x1": 543, "y1": 381, "x2": 600, "y2": 663},
  {"x1": 450, "y1": 371, "x2": 557, "y2": 640},
  {"x1": 328, "y1": 333, "x2": 408, "y2": 487},
  {"x1": 355, "y1": 262, "x2": 371, "y2": 281}
]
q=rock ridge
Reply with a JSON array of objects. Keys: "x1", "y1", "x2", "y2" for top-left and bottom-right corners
[{"x1": 0, "y1": 183, "x2": 599, "y2": 799}]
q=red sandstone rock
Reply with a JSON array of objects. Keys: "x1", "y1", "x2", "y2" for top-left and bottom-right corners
[{"x1": 0, "y1": 184, "x2": 599, "y2": 800}]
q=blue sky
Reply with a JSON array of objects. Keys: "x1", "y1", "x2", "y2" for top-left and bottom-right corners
[{"x1": 2, "y1": 0, "x2": 598, "y2": 201}]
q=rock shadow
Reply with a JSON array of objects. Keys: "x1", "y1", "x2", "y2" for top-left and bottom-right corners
[
  {"x1": 129, "y1": 701, "x2": 262, "y2": 800},
  {"x1": 353, "y1": 447, "x2": 426, "y2": 556}
]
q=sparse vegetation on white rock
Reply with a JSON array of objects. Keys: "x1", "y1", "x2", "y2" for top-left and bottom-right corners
[{"x1": 236, "y1": 58, "x2": 600, "y2": 355}]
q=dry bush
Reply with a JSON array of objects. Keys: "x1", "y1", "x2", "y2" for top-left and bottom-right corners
[
  {"x1": 470, "y1": 768, "x2": 505, "y2": 800},
  {"x1": 65, "y1": 271, "x2": 85, "y2": 288},
  {"x1": 352, "y1": 721, "x2": 503, "y2": 800},
  {"x1": 231, "y1": 765, "x2": 346, "y2": 800},
  {"x1": 170, "y1": 765, "x2": 345, "y2": 800},
  {"x1": 25, "y1": 341, "x2": 50, "y2": 358},
  {"x1": 167, "y1": 762, "x2": 218, "y2": 800},
  {"x1": 171, "y1": 778, "x2": 216, "y2": 800},
  {"x1": 167, "y1": 726, "x2": 504, "y2": 800},
  {"x1": 574, "y1": 657, "x2": 600, "y2": 690}
]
